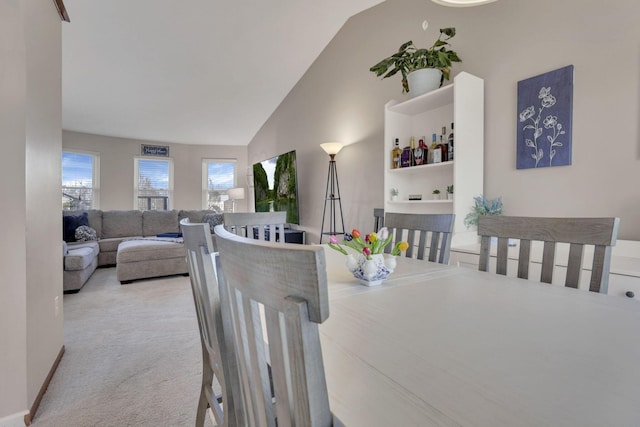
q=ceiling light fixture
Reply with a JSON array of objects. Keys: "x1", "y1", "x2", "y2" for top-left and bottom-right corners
[{"x1": 431, "y1": 0, "x2": 497, "y2": 7}]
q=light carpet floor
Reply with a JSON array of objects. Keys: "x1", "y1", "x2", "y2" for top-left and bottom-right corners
[{"x1": 32, "y1": 267, "x2": 214, "y2": 427}]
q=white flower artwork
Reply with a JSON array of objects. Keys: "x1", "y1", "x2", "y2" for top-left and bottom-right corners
[{"x1": 516, "y1": 66, "x2": 573, "y2": 169}]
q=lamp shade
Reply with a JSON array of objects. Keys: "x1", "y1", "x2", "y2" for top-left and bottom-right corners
[
  {"x1": 431, "y1": 0, "x2": 497, "y2": 6},
  {"x1": 320, "y1": 142, "x2": 343, "y2": 156},
  {"x1": 228, "y1": 187, "x2": 245, "y2": 200}
]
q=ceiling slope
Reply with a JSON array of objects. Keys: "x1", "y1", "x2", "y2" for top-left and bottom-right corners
[{"x1": 62, "y1": 0, "x2": 384, "y2": 145}]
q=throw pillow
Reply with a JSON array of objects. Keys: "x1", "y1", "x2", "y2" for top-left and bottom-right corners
[
  {"x1": 75, "y1": 225, "x2": 97, "y2": 242},
  {"x1": 202, "y1": 213, "x2": 224, "y2": 234},
  {"x1": 63, "y1": 212, "x2": 89, "y2": 242}
]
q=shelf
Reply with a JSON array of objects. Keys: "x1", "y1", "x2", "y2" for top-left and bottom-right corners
[
  {"x1": 388, "y1": 199, "x2": 453, "y2": 204},
  {"x1": 388, "y1": 161, "x2": 453, "y2": 174},
  {"x1": 383, "y1": 72, "x2": 484, "y2": 240},
  {"x1": 387, "y1": 84, "x2": 453, "y2": 115}
]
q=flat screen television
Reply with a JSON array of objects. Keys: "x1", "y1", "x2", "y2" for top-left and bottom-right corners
[{"x1": 253, "y1": 150, "x2": 299, "y2": 225}]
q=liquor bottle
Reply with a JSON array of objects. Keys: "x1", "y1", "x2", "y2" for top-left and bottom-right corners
[
  {"x1": 431, "y1": 133, "x2": 441, "y2": 163},
  {"x1": 448, "y1": 122, "x2": 454, "y2": 161},
  {"x1": 414, "y1": 136, "x2": 427, "y2": 165},
  {"x1": 391, "y1": 138, "x2": 402, "y2": 169},
  {"x1": 440, "y1": 126, "x2": 448, "y2": 162},
  {"x1": 409, "y1": 136, "x2": 416, "y2": 167},
  {"x1": 400, "y1": 141, "x2": 412, "y2": 168}
]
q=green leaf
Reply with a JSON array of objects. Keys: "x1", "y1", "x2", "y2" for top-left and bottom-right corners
[
  {"x1": 437, "y1": 51, "x2": 451, "y2": 67},
  {"x1": 399, "y1": 41, "x2": 414, "y2": 51},
  {"x1": 441, "y1": 27, "x2": 456, "y2": 38}
]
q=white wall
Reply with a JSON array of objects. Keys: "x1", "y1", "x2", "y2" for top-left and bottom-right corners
[
  {"x1": 0, "y1": 0, "x2": 29, "y2": 420},
  {"x1": 0, "y1": 0, "x2": 64, "y2": 422},
  {"x1": 63, "y1": 131, "x2": 249, "y2": 212},
  {"x1": 24, "y1": 0, "x2": 64, "y2": 409},
  {"x1": 248, "y1": 0, "x2": 640, "y2": 242}
]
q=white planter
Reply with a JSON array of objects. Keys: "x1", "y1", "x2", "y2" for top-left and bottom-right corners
[
  {"x1": 447, "y1": 193, "x2": 453, "y2": 200},
  {"x1": 407, "y1": 69, "x2": 442, "y2": 98}
]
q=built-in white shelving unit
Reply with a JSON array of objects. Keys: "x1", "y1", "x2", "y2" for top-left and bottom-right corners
[{"x1": 383, "y1": 72, "x2": 484, "y2": 245}]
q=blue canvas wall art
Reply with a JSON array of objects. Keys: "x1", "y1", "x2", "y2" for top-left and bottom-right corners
[{"x1": 516, "y1": 65, "x2": 573, "y2": 169}]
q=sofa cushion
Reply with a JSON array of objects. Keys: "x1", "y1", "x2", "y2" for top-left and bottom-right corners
[
  {"x1": 98, "y1": 237, "x2": 129, "y2": 254},
  {"x1": 117, "y1": 239, "x2": 185, "y2": 263},
  {"x1": 75, "y1": 225, "x2": 98, "y2": 242},
  {"x1": 143, "y1": 210, "x2": 179, "y2": 236},
  {"x1": 63, "y1": 212, "x2": 89, "y2": 242},
  {"x1": 65, "y1": 241, "x2": 99, "y2": 271},
  {"x1": 102, "y1": 210, "x2": 143, "y2": 238}
]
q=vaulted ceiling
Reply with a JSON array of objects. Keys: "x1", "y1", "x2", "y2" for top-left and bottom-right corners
[{"x1": 62, "y1": 0, "x2": 385, "y2": 146}]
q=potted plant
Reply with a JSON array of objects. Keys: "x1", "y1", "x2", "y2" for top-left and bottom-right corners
[
  {"x1": 464, "y1": 195, "x2": 503, "y2": 228},
  {"x1": 390, "y1": 188, "x2": 399, "y2": 201},
  {"x1": 432, "y1": 189, "x2": 441, "y2": 200},
  {"x1": 369, "y1": 22, "x2": 462, "y2": 97},
  {"x1": 446, "y1": 185, "x2": 454, "y2": 200}
]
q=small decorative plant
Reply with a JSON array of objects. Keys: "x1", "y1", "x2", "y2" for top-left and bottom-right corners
[
  {"x1": 432, "y1": 189, "x2": 441, "y2": 195},
  {"x1": 329, "y1": 228, "x2": 408, "y2": 260},
  {"x1": 446, "y1": 185, "x2": 454, "y2": 194},
  {"x1": 390, "y1": 188, "x2": 399, "y2": 197},
  {"x1": 464, "y1": 195, "x2": 503, "y2": 228},
  {"x1": 369, "y1": 21, "x2": 462, "y2": 93}
]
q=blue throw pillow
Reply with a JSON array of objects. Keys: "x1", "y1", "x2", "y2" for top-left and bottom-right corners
[{"x1": 63, "y1": 212, "x2": 89, "y2": 242}]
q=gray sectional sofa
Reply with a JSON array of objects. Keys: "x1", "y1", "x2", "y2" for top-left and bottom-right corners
[{"x1": 63, "y1": 209, "x2": 221, "y2": 292}]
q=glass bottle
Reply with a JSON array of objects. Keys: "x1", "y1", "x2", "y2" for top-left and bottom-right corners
[
  {"x1": 448, "y1": 122, "x2": 454, "y2": 161},
  {"x1": 391, "y1": 138, "x2": 401, "y2": 169},
  {"x1": 414, "y1": 136, "x2": 427, "y2": 165},
  {"x1": 431, "y1": 133, "x2": 441, "y2": 163},
  {"x1": 440, "y1": 126, "x2": 448, "y2": 162},
  {"x1": 409, "y1": 136, "x2": 416, "y2": 167}
]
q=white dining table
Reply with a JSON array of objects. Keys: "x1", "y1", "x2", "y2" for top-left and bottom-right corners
[{"x1": 319, "y1": 248, "x2": 640, "y2": 427}]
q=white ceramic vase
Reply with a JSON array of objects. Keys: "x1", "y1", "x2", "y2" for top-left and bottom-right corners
[
  {"x1": 407, "y1": 68, "x2": 442, "y2": 98},
  {"x1": 346, "y1": 253, "x2": 393, "y2": 286}
]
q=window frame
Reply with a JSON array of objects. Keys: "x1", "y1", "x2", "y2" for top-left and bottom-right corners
[
  {"x1": 61, "y1": 149, "x2": 100, "y2": 210},
  {"x1": 202, "y1": 158, "x2": 237, "y2": 210},
  {"x1": 134, "y1": 156, "x2": 174, "y2": 211}
]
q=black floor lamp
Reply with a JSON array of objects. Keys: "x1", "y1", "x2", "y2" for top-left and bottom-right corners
[{"x1": 320, "y1": 142, "x2": 345, "y2": 243}]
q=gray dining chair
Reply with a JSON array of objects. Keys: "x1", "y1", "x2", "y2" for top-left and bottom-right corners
[
  {"x1": 214, "y1": 224, "x2": 343, "y2": 426},
  {"x1": 180, "y1": 218, "x2": 243, "y2": 427},
  {"x1": 223, "y1": 211, "x2": 287, "y2": 243},
  {"x1": 373, "y1": 208, "x2": 385, "y2": 232},
  {"x1": 384, "y1": 212, "x2": 455, "y2": 264},
  {"x1": 477, "y1": 216, "x2": 620, "y2": 293}
]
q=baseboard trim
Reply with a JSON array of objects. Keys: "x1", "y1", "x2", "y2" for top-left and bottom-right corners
[
  {"x1": 24, "y1": 345, "x2": 65, "y2": 426},
  {"x1": 0, "y1": 411, "x2": 29, "y2": 427}
]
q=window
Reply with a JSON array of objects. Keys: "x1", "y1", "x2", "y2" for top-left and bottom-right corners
[
  {"x1": 202, "y1": 159, "x2": 236, "y2": 210},
  {"x1": 135, "y1": 157, "x2": 173, "y2": 210},
  {"x1": 62, "y1": 151, "x2": 100, "y2": 210}
]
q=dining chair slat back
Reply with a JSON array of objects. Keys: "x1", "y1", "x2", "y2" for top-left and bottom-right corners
[
  {"x1": 214, "y1": 224, "x2": 340, "y2": 427},
  {"x1": 373, "y1": 208, "x2": 385, "y2": 232},
  {"x1": 180, "y1": 218, "x2": 242, "y2": 427},
  {"x1": 223, "y1": 211, "x2": 287, "y2": 243},
  {"x1": 477, "y1": 216, "x2": 620, "y2": 293},
  {"x1": 384, "y1": 213, "x2": 455, "y2": 264}
]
